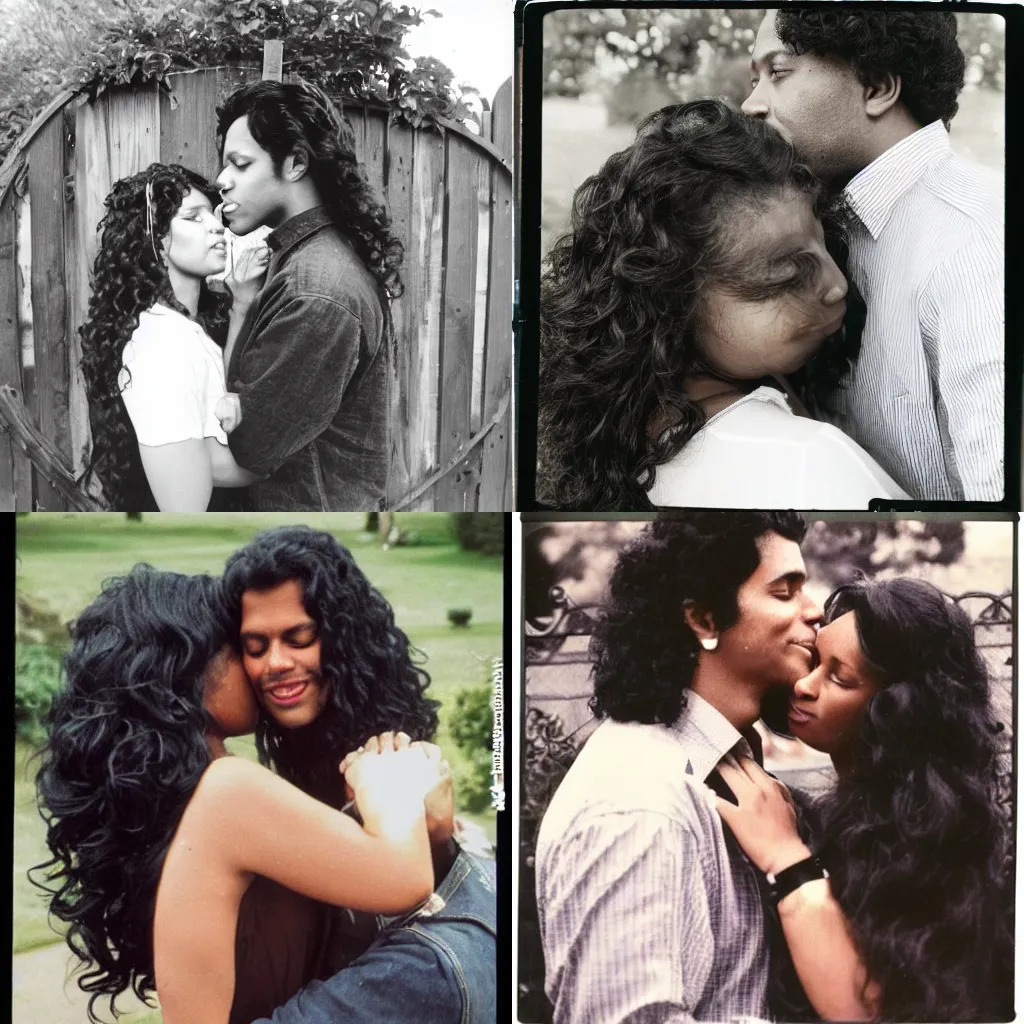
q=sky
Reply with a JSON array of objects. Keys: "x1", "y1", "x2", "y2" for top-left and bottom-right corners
[{"x1": 402, "y1": 0, "x2": 514, "y2": 102}]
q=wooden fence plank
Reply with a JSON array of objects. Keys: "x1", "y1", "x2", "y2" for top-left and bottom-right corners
[
  {"x1": 385, "y1": 118, "x2": 415, "y2": 508},
  {"x1": 434, "y1": 132, "x2": 484, "y2": 510},
  {"x1": 28, "y1": 114, "x2": 70, "y2": 510},
  {"x1": 363, "y1": 109, "x2": 387, "y2": 206},
  {"x1": 160, "y1": 70, "x2": 222, "y2": 181},
  {"x1": 63, "y1": 101, "x2": 90, "y2": 484},
  {"x1": 479, "y1": 77, "x2": 514, "y2": 511},
  {"x1": 106, "y1": 86, "x2": 160, "y2": 184},
  {"x1": 405, "y1": 127, "x2": 445, "y2": 509},
  {"x1": 0, "y1": 196, "x2": 31, "y2": 509}
]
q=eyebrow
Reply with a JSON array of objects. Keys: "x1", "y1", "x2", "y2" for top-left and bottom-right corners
[
  {"x1": 179, "y1": 202, "x2": 212, "y2": 213},
  {"x1": 767, "y1": 570, "x2": 807, "y2": 588},
  {"x1": 240, "y1": 621, "x2": 317, "y2": 641}
]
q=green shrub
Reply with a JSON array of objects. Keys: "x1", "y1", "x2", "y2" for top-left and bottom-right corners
[
  {"x1": 448, "y1": 681, "x2": 494, "y2": 813},
  {"x1": 15, "y1": 643, "x2": 63, "y2": 744},
  {"x1": 451, "y1": 513, "x2": 505, "y2": 557}
]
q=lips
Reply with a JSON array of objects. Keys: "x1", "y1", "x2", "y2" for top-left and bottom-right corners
[
  {"x1": 264, "y1": 679, "x2": 310, "y2": 708},
  {"x1": 221, "y1": 202, "x2": 239, "y2": 215},
  {"x1": 790, "y1": 640, "x2": 815, "y2": 659},
  {"x1": 788, "y1": 702, "x2": 815, "y2": 725}
]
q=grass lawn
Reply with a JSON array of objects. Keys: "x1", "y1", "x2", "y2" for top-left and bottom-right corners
[{"x1": 14, "y1": 513, "x2": 502, "y2": 959}]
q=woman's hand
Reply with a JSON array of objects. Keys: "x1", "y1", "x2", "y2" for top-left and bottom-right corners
[
  {"x1": 224, "y1": 245, "x2": 271, "y2": 310},
  {"x1": 340, "y1": 732, "x2": 441, "y2": 807},
  {"x1": 214, "y1": 393, "x2": 242, "y2": 434},
  {"x1": 713, "y1": 756, "x2": 812, "y2": 876}
]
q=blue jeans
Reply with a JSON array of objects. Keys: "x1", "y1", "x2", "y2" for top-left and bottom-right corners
[{"x1": 253, "y1": 852, "x2": 496, "y2": 1024}]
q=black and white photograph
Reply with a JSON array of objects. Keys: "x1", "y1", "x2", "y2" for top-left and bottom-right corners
[
  {"x1": 0, "y1": 0, "x2": 513, "y2": 512},
  {"x1": 520, "y1": 513, "x2": 1015, "y2": 1022},
  {"x1": 519, "y1": 5, "x2": 1011, "y2": 511}
]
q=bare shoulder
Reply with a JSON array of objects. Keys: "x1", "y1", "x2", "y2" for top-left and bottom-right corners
[{"x1": 191, "y1": 755, "x2": 277, "y2": 812}]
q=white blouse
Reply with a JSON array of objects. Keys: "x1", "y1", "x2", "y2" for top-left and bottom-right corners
[
  {"x1": 648, "y1": 386, "x2": 909, "y2": 509},
  {"x1": 118, "y1": 303, "x2": 229, "y2": 447}
]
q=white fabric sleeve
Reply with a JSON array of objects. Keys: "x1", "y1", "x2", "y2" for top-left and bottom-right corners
[{"x1": 120, "y1": 329, "x2": 208, "y2": 446}]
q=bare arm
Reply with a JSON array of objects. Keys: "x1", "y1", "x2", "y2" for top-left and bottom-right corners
[
  {"x1": 715, "y1": 759, "x2": 879, "y2": 1021},
  {"x1": 203, "y1": 436, "x2": 264, "y2": 488},
  {"x1": 138, "y1": 439, "x2": 212, "y2": 510}
]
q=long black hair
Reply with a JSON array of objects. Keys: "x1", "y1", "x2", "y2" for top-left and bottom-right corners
[
  {"x1": 788, "y1": 577, "x2": 1012, "y2": 1021},
  {"x1": 590, "y1": 511, "x2": 808, "y2": 726},
  {"x1": 217, "y1": 79, "x2": 404, "y2": 313},
  {"x1": 222, "y1": 526, "x2": 439, "y2": 806},
  {"x1": 79, "y1": 163, "x2": 230, "y2": 511},
  {"x1": 538, "y1": 99, "x2": 857, "y2": 510},
  {"x1": 31, "y1": 567, "x2": 234, "y2": 1022}
]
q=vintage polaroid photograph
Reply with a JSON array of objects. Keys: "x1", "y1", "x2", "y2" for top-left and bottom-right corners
[
  {"x1": 0, "y1": 0, "x2": 513, "y2": 512},
  {"x1": 520, "y1": 512, "x2": 1015, "y2": 1022},
  {"x1": 13, "y1": 511, "x2": 504, "y2": 1023},
  {"x1": 517, "y1": 4, "x2": 1014, "y2": 512}
]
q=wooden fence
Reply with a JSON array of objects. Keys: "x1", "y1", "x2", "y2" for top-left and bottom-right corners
[{"x1": 0, "y1": 65, "x2": 513, "y2": 510}]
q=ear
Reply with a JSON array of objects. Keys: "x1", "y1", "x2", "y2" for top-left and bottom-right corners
[
  {"x1": 863, "y1": 73, "x2": 902, "y2": 119},
  {"x1": 282, "y1": 151, "x2": 310, "y2": 183},
  {"x1": 683, "y1": 600, "x2": 718, "y2": 647}
]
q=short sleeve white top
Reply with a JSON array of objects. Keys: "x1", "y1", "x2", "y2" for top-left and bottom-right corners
[
  {"x1": 118, "y1": 303, "x2": 229, "y2": 446},
  {"x1": 647, "y1": 386, "x2": 910, "y2": 509}
]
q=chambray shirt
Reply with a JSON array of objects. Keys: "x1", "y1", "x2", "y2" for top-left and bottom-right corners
[
  {"x1": 535, "y1": 694, "x2": 770, "y2": 1024},
  {"x1": 226, "y1": 207, "x2": 388, "y2": 511},
  {"x1": 825, "y1": 121, "x2": 1004, "y2": 501}
]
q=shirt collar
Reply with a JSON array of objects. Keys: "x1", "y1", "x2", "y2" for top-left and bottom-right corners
[
  {"x1": 267, "y1": 205, "x2": 335, "y2": 255},
  {"x1": 669, "y1": 691, "x2": 757, "y2": 782},
  {"x1": 843, "y1": 121, "x2": 951, "y2": 240}
]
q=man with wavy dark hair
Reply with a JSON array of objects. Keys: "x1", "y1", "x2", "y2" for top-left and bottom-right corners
[
  {"x1": 743, "y1": 10, "x2": 1003, "y2": 502},
  {"x1": 222, "y1": 524, "x2": 496, "y2": 1024},
  {"x1": 213, "y1": 80, "x2": 405, "y2": 511},
  {"x1": 536, "y1": 511, "x2": 822, "y2": 1023}
]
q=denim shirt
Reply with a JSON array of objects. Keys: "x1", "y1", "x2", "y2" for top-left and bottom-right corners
[{"x1": 226, "y1": 207, "x2": 388, "y2": 510}]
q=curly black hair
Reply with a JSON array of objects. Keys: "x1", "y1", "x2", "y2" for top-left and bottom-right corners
[
  {"x1": 589, "y1": 511, "x2": 807, "y2": 725},
  {"x1": 31, "y1": 567, "x2": 233, "y2": 1022},
  {"x1": 800, "y1": 577, "x2": 1012, "y2": 1022},
  {"x1": 774, "y1": 10, "x2": 966, "y2": 129},
  {"x1": 222, "y1": 526, "x2": 440, "y2": 807},
  {"x1": 79, "y1": 163, "x2": 230, "y2": 512},
  {"x1": 538, "y1": 99, "x2": 858, "y2": 510},
  {"x1": 217, "y1": 79, "x2": 404, "y2": 313}
]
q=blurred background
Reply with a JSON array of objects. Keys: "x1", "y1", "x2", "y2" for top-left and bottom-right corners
[
  {"x1": 14, "y1": 511, "x2": 503, "y2": 1024},
  {"x1": 540, "y1": 8, "x2": 1006, "y2": 256},
  {"x1": 520, "y1": 516, "x2": 1013, "y2": 1022}
]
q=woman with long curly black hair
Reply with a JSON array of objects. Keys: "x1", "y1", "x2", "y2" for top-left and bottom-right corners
[
  {"x1": 32, "y1": 566, "x2": 446, "y2": 1024},
  {"x1": 716, "y1": 577, "x2": 1013, "y2": 1022},
  {"x1": 79, "y1": 163, "x2": 267, "y2": 511},
  {"x1": 538, "y1": 99, "x2": 907, "y2": 511}
]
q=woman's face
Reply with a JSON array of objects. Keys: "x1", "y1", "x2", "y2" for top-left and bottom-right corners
[
  {"x1": 787, "y1": 610, "x2": 881, "y2": 755},
  {"x1": 162, "y1": 187, "x2": 227, "y2": 279},
  {"x1": 202, "y1": 643, "x2": 259, "y2": 737},
  {"x1": 697, "y1": 190, "x2": 848, "y2": 379}
]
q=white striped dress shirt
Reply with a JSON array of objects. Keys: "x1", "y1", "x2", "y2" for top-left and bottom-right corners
[
  {"x1": 535, "y1": 694, "x2": 770, "y2": 1024},
  {"x1": 825, "y1": 120, "x2": 1004, "y2": 500}
]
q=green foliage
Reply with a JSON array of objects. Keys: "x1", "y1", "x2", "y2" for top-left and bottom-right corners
[
  {"x1": 15, "y1": 643, "x2": 62, "y2": 744},
  {"x1": 448, "y1": 681, "x2": 493, "y2": 813},
  {"x1": 451, "y1": 512, "x2": 505, "y2": 557},
  {"x1": 0, "y1": 0, "x2": 477, "y2": 166}
]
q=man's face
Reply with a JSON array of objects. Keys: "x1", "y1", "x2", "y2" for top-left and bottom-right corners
[
  {"x1": 717, "y1": 532, "x2": 823, "y2": 691},
  {"x1": 215, "y1": 115, "x2": 291, "y2": 236},
  {"x1": 239, "y1": 579, "x2": 330, "y2": 728},
  {"x1": 742, "y1": 11, "x2": 870, "y2": 184}
]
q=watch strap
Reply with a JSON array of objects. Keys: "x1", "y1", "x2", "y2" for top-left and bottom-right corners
[{"x1": 766, "y1": 855, "x2": 828, "y2": 904}]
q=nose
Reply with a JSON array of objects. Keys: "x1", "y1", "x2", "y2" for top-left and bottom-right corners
[
  {"x1": 801, "y1": 589, "x2": 824, "y2": 627},
  {"x1": 820, "y1": 253, "x2": 849, "y2": 306},
  {"x1": 267, "y1": 641, "x2": 295, "y2": 674},
  {"x1": 793, "y1": 667, "x2": 821, "y2": 701},
  {"x1": 741, "y1": 79, "x2": 768, "y2": 119},
  {"x1": 214, "y1": 166, "x2": 231, "y2": 193}
]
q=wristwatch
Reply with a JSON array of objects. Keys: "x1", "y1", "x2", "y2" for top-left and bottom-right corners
[{"x1": 766, "y1": 856, "x2": 829, "y2": 905}]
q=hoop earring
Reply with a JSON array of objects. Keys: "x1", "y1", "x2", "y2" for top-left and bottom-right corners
[{"x1": 145, "y1": 179, "x2": 161, "y2": 264}]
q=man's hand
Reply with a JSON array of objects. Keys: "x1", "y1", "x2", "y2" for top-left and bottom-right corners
[
  {"x1": 713, "y1": 756, "x2": 811, "y2": 876},
  {"x1": 215, "y1": 392, "x2": 242, "y2": 434}
]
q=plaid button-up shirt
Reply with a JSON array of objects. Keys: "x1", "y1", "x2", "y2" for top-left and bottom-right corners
[{"x1": 536, "y1": 693, "x2": 771, "y2": 1024}]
